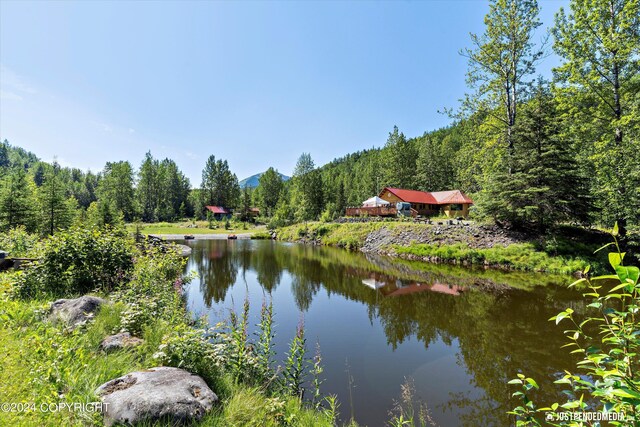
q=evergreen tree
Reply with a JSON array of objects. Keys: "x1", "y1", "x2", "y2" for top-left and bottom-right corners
[
  {"x1": 201, "y1": 155, "x2": 219, "y2": 209},
  {"x1": 482, "y1": 81, "x2": 591, "y2": 230},
  {"x1": 382, "y1": 126, "x2": 416, "y2": 188},
  {"x1": 0, "y1": 167, "x2": 36, "y2": 231},
  {"x1": 415, "y1": 134, "x2": 455, "y2": 192},
  {"x1": 137, "y1": 152, "x2": 159, "y2": 222},
  {"x1": 33, "y1": 162, "x2": 46, "y2": 187},
  {"x1": 201, "y1": 155, "x2": 240, "y2": 210},
  {"x1": 552, "y1": 0, "x2": 640, "y2": 235},
  {"x1": 38, "y1": 162, "x2": 75, "y2": 235},
  {"x1": 157, "y1": 158, "x2": 191, "y2": 221},
  {"x1": 0, "y1": 140, "x2": 9, "y2": 170},
  {"x1": 239, "y1": 186, "x2": 253, "y2": 221}
]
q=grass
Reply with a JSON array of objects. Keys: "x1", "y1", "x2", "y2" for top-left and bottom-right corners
[
  {"x1": 0, "y1": 295, "x2": 332, "y2": 426},
  {"x1": 394, "y1": 242, "x2": 589, "y2": 275},
  {"x1": 126, "y1": 220, "x2": 263, "y2": 235},
  {"x1": 0, "y1": 235, "x2": 339, "y2": 427}
]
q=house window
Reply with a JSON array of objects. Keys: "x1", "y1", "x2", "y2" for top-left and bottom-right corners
[{"x1": 450, "y1": 204, "x2": 463, "y2": 211}]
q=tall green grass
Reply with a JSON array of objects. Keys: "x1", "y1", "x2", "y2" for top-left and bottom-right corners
[{"x1": 394, "y1": 242, "x2": 589, "y2": 274}]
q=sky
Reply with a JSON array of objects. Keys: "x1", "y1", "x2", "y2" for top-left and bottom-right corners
[{"x1": 0, "y1": 0, "x2": 568, "y2": 186}]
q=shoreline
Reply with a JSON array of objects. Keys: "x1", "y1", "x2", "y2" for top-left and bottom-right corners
[
  {"x1": 275, "y1": 221, "x2": 608, "y2": 276},
  {"x1": 148, "y1": 233, "x2": 254, "y2": 240}
]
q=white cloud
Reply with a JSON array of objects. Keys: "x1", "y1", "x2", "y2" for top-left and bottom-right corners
[
  {"x1": 0, "y1": 65, "x2": 37, "y2": 95},
  {"x1": 0, "y1": 90, "x2": 23, "y2": 101},
  {"x1": 91, "y1": 121, "x2": 113, "y2": 132}
]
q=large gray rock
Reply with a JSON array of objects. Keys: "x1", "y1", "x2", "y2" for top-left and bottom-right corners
[
  {"x1": 49, "y1": 295, "x2": 106, "y2": 328},
  {"x1": 100, "y1": 332, "x2": 144, "y2": 352},
  {"x1": 95, "y1": 367, "x2": 217, "y2": 426}
]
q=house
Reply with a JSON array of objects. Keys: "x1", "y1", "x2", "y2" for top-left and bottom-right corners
[
  {"x1": 377, "y1": 187, "x2": 474, "y2": 218},
  {"x1": 205, "y1": 206, "x2": 232, "y2": 220},
  {"x1": 378, "y1": 187, "x2": 439, "y2": 216},
  {"x1": 234, "y1": 207, "x2": 260, "y2": 219},
  {"x1": 430, "y1": 190, "x2": 474, "y2": 218}
]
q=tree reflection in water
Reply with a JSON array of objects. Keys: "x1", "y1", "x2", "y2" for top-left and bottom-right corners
[{"x1": 185, "y1": 239, "x2": 585, "y2": 427}]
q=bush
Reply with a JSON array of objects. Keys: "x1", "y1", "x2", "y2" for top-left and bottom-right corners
[
  {"x1": 113, "y1": 245, "x2": 187, "y2": 334},
  {"x1": 153, "y1": 323, "x2": 230, "y2": 397},
  {"x1": 15, "y1": 227, "x2": 134, "y2": 298},
  {"x1": 0, "y1": 226, "x2": 40, "y2": 257}
]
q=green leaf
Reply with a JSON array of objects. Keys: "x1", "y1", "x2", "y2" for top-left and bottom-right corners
[
  {"x1": 594, "y1": 242, "x2": 615, "y2": 253},
  {"x1": 552, "y1": 311, "x2": 571, "y2": 325},
  {"x1": 608, "y1": 252, "x2": 625, "y2": 269},
  {"x1": 612, "y1": 222, "x2": 618, "y2": 236},
  {"x1": 570, "y1": 278, "x2": 587, "y2": 288},
  {"x1": 591, "y1": 275, "x2": 620, "y2": 282},
  {"x1": 615, "y1": 265, "x2": 639, "y2": 285}
]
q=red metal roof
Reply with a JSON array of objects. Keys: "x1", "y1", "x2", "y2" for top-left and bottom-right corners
[
  {"x1": 205, "y1": 206, "x2": 229, "y2": 214},
  {"x1": 430, "y1": 190, "x2": 474, "y2": 205},
  {"x1": 380, "y1": 187, "x2": 437, "y2": 204}
]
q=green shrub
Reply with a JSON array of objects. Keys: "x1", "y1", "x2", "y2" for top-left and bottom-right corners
[
  {"x1": 15, "y1": 227, "x2": 134, "y2": 298},
  {"x1": 0, "y1": 226, "x2": 40, "y2": 257},
  {"x1": 113, "y1": 245, "x2": 186, "y2": 334},
  {"x1": 509, "y1": 225, "x2": 640, "y2": 425},
  {"x1": 153, "y1": 323, "x2": 230, "y2": 397}
]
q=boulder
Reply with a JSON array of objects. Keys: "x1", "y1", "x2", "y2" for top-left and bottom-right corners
[
  {"x1": 100, "y1": 332, "x2": 144, "y2": 352},
  {"x1": 49, "y1": 295, "x2": 106, "y2": 328},
  {"x1": 95, "y1": 367, "x2": 217, "y2": 426}
]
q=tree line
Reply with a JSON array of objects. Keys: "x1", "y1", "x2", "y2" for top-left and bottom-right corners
[{"x1": 0, "y1": 144, "x2": 223, "y2": 233}]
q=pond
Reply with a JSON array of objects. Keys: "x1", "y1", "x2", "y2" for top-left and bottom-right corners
[{"x1": 183, "y1": 239, "x2": 586, "y2": 427}]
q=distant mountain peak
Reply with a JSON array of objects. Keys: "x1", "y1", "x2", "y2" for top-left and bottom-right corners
[{"x1": 239, "y1": 171, "x2": 290, "y2": 189}]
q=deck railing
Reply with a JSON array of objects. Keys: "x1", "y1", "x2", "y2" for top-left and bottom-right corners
[{"x1": 345, "y1": 206, "x2": 398, "y2": 217}]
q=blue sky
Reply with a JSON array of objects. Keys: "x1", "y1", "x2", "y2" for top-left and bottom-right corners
[{"x1": 0, "y1": 0, "x2": 567, "y2": 186}]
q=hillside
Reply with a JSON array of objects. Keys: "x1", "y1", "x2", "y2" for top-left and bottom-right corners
[{"x1": 239, "y1": 171, "x2": 290, "y2": 189}]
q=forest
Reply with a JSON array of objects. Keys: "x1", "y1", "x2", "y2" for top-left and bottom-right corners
[{"x1": 1, "y1": 0, "x2": 638, "y2": 239}]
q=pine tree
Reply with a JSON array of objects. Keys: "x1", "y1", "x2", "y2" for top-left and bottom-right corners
[
  {"x1": 482, "y1": 81, "x2": 591, "y2": 230},
  {"x1": 0, "y1": 167, "x2": 36, "y2": 231},
  {"x1": 137, "y1": 152, "x2": 159, "y2": 222},
  {"x1": 38, "y1": 162, "x2": 75, "y2": 235},
  {"x1": 382, "y1": 126, "x2": 416, "y2": 188},
  {"x1": 0, "y1": 140, "x2": 9, "y2": 170}
]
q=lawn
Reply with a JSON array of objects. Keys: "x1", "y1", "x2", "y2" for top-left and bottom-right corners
[{"x1": 126, "y1": 221, "x2": 264, "y2": 235}]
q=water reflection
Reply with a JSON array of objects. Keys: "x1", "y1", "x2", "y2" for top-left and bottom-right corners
[{"x1": 184, "y1": 239, "x2": 587, "y2": 427}]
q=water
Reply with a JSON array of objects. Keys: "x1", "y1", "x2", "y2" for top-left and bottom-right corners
[{"x1": 183, "y1": 239, "x2": 586, "y2": 427}]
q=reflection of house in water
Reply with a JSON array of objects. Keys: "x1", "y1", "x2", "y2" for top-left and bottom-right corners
[
  {"x1": 361, "y1": 272, "x2": 464, "y2": 297},
  {"x1": 361, "y1": 278, "x2": 386, "y2": 290}
]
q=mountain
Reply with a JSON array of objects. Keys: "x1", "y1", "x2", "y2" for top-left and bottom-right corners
[{"x1": 239, "y1": 171, "x2": 290, "y2": 189}]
